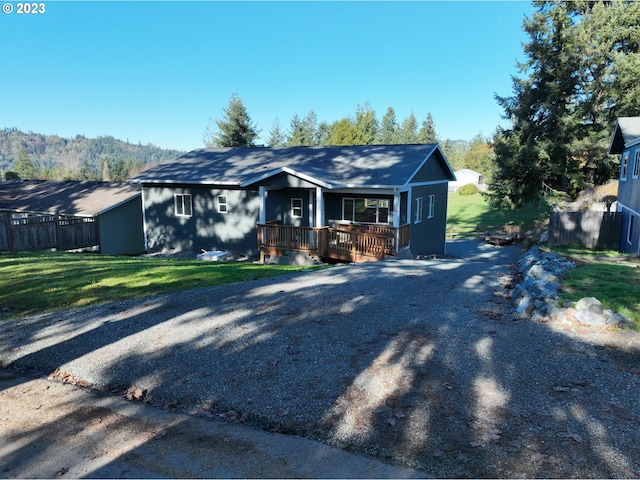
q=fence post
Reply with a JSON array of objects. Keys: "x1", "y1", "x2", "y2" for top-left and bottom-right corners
[
  {"x1": 2, "y1": 210, "x2": 14, "y2": 251},
  {"x1": 54, "y1": 211, "x2": 60, "y2": 250}
]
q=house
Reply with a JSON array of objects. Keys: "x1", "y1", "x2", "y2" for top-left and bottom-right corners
[
  {"x1": 132, "y1": 144, "x2": 456, "y2": 262},
  {"x1": 608, "y1": 117, "x2": 640, "y2": 253},
  {"x1": 0, "y1": 180, "x2": 144, "y2": 255},
  {"x1": 449, "y1": 168, "x2": 484, "y2": 193}
]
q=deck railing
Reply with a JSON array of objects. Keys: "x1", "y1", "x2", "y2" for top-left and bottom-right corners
[{"x1": 257, "y1": 222, "x2": 411, "y2": 262}]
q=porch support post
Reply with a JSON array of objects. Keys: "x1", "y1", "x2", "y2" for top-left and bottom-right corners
[
  {"x1": 259, "y1": 186, "x2": 266, "y2": 224},
  {"x1": 393, "y1": 189, "x2": 401, "y2": 227},
  {"x1": 393, "y1": 189, "x2": 401, "y2": 253},
  {"x1": 315, "y1": 186, "x2": 324, "y2": 228}
]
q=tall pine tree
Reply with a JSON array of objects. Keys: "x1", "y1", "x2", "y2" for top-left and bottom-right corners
[
  {"x1": 492, "y1": 0, "x2": 640, "y2": 207},
  {"x1": 203, "y1": 93, "x2": 260, "y2": 148}
]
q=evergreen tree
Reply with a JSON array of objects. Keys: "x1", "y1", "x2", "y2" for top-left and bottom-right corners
[
  {"x1": 14, "y1": 147, "x2": 38, "y2": 179},
  {"x1": 267, "y1": 118, "x2": 287, "y2": 147},
  {"x1": 330, "y1": 118, "x2": 363, "y2": 146},
  {"x1": 492, "y1": 0, "x2": 640, "y2": 207},
  {"x1": 354, "y1": 103, "x2": 378, "y2": 145},
  {"x1": 78, "y1": 159, "x2": 98, "y2": 180},
  {"x1": 417, "y1": 113, "x2": 438, "y2": 144},
  {"x1": 377, "y1": 106, "x2": 398, "y2": 144},
  {"x1": 287, "y1": 110, "x2": 318, "y2": 146},
  {"x1": 316, "y1": 121, "x2": 332, "y2": 146},
  {"x1": 399, "y1": 112, "x2": 419, "y2": 144},
  {"x1": 203, "y1": 93, "x2": 260, "y2": 148}
]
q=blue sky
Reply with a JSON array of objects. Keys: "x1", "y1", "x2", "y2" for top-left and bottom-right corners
[{"x1": 0, "y1": 1, "x2": 532, "y2": 151}]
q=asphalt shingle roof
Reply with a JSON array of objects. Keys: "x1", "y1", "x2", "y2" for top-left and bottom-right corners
[
  {"x1": 0, "y1": 180, "x2": 141, "y2": 216},
  {"x1": 133, "y1": 144, "x2": 454, "y2": 188},
  {"x1": 609, "y1": 117, "x2": 640, "y2": 154}
]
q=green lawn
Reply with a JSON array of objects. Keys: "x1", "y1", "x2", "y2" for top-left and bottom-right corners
[
  {"x1": 0, "y1": 252, "x2": 316, "y2": 320},
  {"x1": 549, "y1": 246, "x2": 640, "y2": 324},
  {"x1": 447, "y1": 194, "x2": 639, "y2": 325},
  {"x1": 447, "y1": 192, "x2": 553, "y2": 235}
]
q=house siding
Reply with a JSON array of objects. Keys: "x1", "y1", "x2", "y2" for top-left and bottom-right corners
[
  {"x1": 618, "y1": 145, "x2": 640, "y2": 212},
  {"x1": 99, "y1": 196, "x2": 145, "y2": 255},
  {"x1": 143, "y1": 185, "x2": 260, "y2": 256},
  {"x1": 265, "y1": 188, "x2": 312, "y2": 227},
  {"x1": 617, "y1": 144, "x2": 640, "y2": 253},
  {"x1": 410, "y1": 149, "x2": 453, "y2": 183},
  {"x1": 409, "y1": 184, "x2": 448, "y2": 255}
]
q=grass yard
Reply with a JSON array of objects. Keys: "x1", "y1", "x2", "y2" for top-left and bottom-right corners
[
  {"x1": 549, "y1": 246, "x2": 640, "y2": 324},
  {"x1": 0, "y1": 251, "x2": 316, "y2": 320},
  {"x1": 447, "y1": 192, "x2": 554, "y2": 235}
]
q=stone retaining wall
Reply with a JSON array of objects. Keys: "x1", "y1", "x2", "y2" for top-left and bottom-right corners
[{"x1": 508, "y1": 246, "x2": 633, "y2": 327}]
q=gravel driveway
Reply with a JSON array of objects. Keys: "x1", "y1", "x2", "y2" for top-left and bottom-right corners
[{"x1": 1, "y1": 239, "x2": 640, "y2": 478}]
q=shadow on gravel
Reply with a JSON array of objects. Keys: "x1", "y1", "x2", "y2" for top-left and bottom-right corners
[{"x1": 1, "y1": 239, "x2": 639, "y2": 478}]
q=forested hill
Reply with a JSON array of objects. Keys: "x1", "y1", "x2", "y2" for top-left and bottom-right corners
[{"x1": 0, "y1": 128, "x2": 185, "y2": 181}]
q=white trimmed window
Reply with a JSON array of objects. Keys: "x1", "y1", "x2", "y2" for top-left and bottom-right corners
[
  {"x1": 414, "y1": 197, "x2": 423, "y2": 224},
  {"x1": 427, "y1": 194, "x2": 435, "y2": 219},
  {"x1": 628, "y1": 214, "x2": 636, "y2": 245},
  {"x1": 175, "y1": 194, "x2": 192, "y2": 217},
  {"x1": 633, "y1": 151, "x2": 640, "y2": 179},
  {"x1": 342, "y1": 198, "x2": 390, "y2": 224},
  {"x1": 621, "y1": 152, "x2": 630, "y2": 180},
  {"x1": 217, "y1": 195, "x2": 228, "y2": 214},
  {"x1": 291, "y1": 198, "x2": 303, "y2": 218}
]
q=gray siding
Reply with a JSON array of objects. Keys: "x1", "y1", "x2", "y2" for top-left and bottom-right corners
[
  {"x1": 409, "y1": 184, "x2": 448, "y2": 255},
  {"x1": 410, "y1": 149, "x2": 453, "y2": 184},
  {"x1": 266, "y1": 188, "x2": 312, "y2": 227},
  {"x1": 618, "y1": 145, "x2": 640, "y2": 214},
  {"x1": 143, "y1": 185, "x2": 260, "y2": 257},
  {"x1": 619, "y1": 209, "x2": 640, "y2": 254},
  {"x1": 617, "y1": 145, "x2": 640, "y2": 253},
  {"x1": 99, "y1": 196, "x2": 145, "y2": 255}
]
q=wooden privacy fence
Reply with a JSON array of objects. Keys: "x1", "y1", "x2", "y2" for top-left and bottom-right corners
[
  {"x1": 0, "y1": 210, "x2": 99, "y2": 252},
  {"x1": 548, "y1": 211, "x2": 621, "y2": 250}
]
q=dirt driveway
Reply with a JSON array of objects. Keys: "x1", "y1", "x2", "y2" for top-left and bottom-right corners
[{"x1": 1, "y1": 239, "x2": 640, "y2": 478}]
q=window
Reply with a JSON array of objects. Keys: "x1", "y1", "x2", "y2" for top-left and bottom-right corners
[
  {"x1": 342, "y1": 198, "x2": 390, "y2": 224},
  {"x1": 175, "y1": 194, "x2": 192, "y2": 217},
  {"x1": 291, "y1": 198, "x2": 303, "y2": 218},
  {"x1": 427, "y1": 194, "x2": 435, "y2": 219},
  {"x1": 217, "y1": 195, "x2": 228, "y2": 214},
  {"x1": 414, "y1": 197, "x2": 423, "y2": 224},
  {"x1": 633, "y1": 151, "x2": 640, "y2": 179},
  {"x1": 621, "y1": 152, "x2": 630, "y2": 180}
]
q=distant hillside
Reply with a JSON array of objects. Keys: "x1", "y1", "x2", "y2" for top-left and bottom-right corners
[{"x1": 0, "y1": 128, "x2": 185, "y2": 180}]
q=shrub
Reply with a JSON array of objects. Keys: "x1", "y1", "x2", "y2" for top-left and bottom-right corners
[{"x1": 458, "y1": 183, "x2": 480, "y2": 196}]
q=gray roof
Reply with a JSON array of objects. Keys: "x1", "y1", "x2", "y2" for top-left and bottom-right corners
[
  {"x1": 132, "y1": 144, "x2": 455, "y2": 189},
  {"x1": 0, "y1": 180, "x2": 141, "y2": 216},
  {"x1": 609, "y1": 117, "x2": 640, "y2": 154}
]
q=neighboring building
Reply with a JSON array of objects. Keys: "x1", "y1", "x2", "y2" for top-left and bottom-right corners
[
  {"x1": 608, "y1": 117, "x2": 640, "y2": 253},
  {"x1": 0, "y1": 180, "x2": 144, "y2": 255},
  {"x1": 449, "y1": 168, "x2": 484, "y2": 193},
  {"x1": 132, "y1": 144, "x2": 456, "y2": 261}
]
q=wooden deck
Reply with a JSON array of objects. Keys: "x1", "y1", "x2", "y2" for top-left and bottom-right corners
[{"x1": 257, "y1": 222, "x2": 410, "y2": 263}]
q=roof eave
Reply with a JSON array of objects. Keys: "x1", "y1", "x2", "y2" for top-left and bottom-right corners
[{"x1": 241, "y1": 167, "x2": 334, "y2": 189}]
